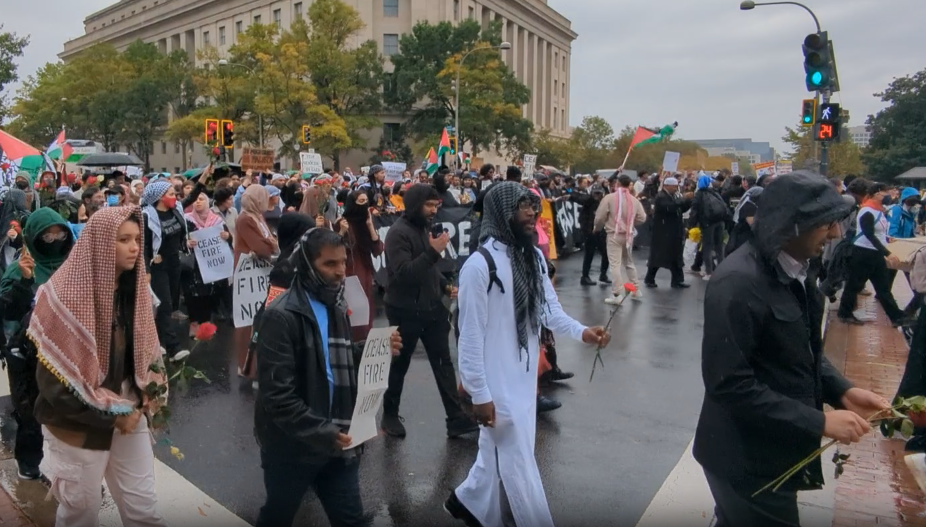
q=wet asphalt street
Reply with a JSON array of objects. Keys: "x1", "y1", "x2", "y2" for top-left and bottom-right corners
[{"x1": 152, "y1": 249, "x2": 707, "y2": 526}]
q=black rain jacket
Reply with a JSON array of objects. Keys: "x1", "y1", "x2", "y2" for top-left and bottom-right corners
[{"x1": 693, "y1": 171, "x2": 854, "y2": 494}]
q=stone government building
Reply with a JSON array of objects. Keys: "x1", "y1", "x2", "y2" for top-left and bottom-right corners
[{"x1": 61, "y1": 0, "x2": 577, "y2": 173}]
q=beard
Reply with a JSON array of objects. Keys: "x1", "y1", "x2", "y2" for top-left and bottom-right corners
[{"x1": 509, "y1": 218, "x2": 536, "y2": 249}]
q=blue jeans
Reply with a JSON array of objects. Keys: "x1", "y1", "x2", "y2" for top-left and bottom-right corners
[{"x1": 256, "y1": 453, "x2": 368, "y2": 527}]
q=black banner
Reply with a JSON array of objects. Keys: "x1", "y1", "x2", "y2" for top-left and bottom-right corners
[
  {"x1": 371, "y1": 206, "x2": 477, "y2": 286},
  {"x1": 553, "y1": 200, "x2": 584, "y2": 253}
]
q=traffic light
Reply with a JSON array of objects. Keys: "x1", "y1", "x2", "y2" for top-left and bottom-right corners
[
  {"x1": 302, "y1": 125, "x2": 311, "y2": 144},
  {"x1": 221, "y1": 120, "x2": 234, "y2": 147},
  {"x1": 801, "y1": 99, "x2": 816, "y2": 127},
  {"x1": 450, "y1": 136, "x2": 457, "y2": 155},
  {"x1": 815, "y1": 102, "x2": 841, "y2": 142},
  {"x1": 802, "y1": 32, "x2": 837, "y2": 92},
  {"x1": 205, "y1": 119, "x2": 219, "y2": 144}
]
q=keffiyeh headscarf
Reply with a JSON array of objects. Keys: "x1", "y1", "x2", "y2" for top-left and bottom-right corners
[
  {"x1": 142, "y1": 179, "x2": 171, "y2": 207},
  {"x1": 479, "y1": 181, "x2": 545, "y2": 362},
  {"x1": 28, "y1": 206, "x2": 166, "y2": 416}
]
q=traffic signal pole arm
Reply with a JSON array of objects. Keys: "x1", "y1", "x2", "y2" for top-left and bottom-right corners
[{"x1": 741, "y1": 1, "x2": 821, "y2": 32}]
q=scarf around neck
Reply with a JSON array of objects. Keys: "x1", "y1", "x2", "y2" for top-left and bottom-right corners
[
  {"x1": 28, "y1": 206, "x2": 166, "y2": 416},
  {"x1": 185, "y1": 205, "x2": 222, "y2": 230},
  {"x1": 480, "y1": 182, "x2": 544, "y2": 364},
  {"x1": 294, "y1": 229, "x2": 357, "y2": 432},
  {"x1": 613, "y1": 187, "x2": 636, "y2": 247}
]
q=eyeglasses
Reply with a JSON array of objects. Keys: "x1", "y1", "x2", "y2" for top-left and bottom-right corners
[
  {"x1": 41, "y1": 231, "x2": 68, "y2": 243},
  {"x1": 518, "y1": 199, "x2": 541, "y2": 213}
]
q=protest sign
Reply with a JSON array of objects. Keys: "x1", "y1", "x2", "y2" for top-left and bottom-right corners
[
  {"x1": 753, "y1": 161, "x2": 776, "y2": 178},
  {"x1": 554, "y1": 200, "x2": 584, "y2": 252},
  {"x1": 730, "y1": 162, "x2": 740, "y2": 176},
  {"x1": 360, "y1": 166, "x2": 371, "y2": 177},
  {"x1": 662, "y1": 151, "x2": 680, "y2": 174},
  {"x1": 190, "y1": 225, "x2": 233, "y2": 284},
  {"x1": 232, "y1": 254, "x2": 273, "y2": 328},
  {"x1": 523, "y1": 154, "x2": 537, "y2": 175},
  {"x1": 300, "y1": 152, "x2": 324, "y2": 174},
  {"x1": 776, "y1": 160, "x2": 793, "y2": 175},
  {"x1": 345, "y1": 326, "x2": 398, "y2": 449},
  {"x1": 383, "y1": 162, "x2": 406, "y2": 183},
  {"x1": 240, "y1": 147, "x2": 275, "y2": 173},
  {"x1": 344, "y1": 276, "x2": 370, "y2": 327}
]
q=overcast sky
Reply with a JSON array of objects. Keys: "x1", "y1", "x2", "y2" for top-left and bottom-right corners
[{"x1": 4, "y1": 0, "x2": 925, "y2": 155}]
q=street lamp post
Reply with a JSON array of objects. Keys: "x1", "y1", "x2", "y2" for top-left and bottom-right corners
[
  {"x1": 740, "y1": 1, "x2": 830, "y2": 175},
  {"x1": 454, "y1": 42, "x2": 511, "y2": 166},
  {"x1": 217, "y1": 59, "x2": 263, "y2": 148}
]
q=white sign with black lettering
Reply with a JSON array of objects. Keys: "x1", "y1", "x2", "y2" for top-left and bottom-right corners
[
  {"x1": 190, "y1": 225, "x2": 232, "y2": 284},
  {"x1": 731, "y1": 162, "x2": 740, "y2": 176},
  {"x1": 232, "y1": 254, "x2": 273, "y2": 328},
  {"x1": 300, "y1": 152, "x2": 324, "y2": 174},
  {"x1": 662, "y1": 151, "x2": 680, "y2": 174},
  {"x1": 383, "y1": 162, "x2": 407, "y2": 183},
  {"x1": 344, "y1": 326, "x2": 398, "y2": 449},
  {"x1": 523, "y1": 154, "x2": 537, "y2": 175}
]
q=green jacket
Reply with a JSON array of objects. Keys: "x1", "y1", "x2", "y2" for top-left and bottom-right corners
[{"x1": 0, "y1": 207, "x2": 72, "y2": 296}]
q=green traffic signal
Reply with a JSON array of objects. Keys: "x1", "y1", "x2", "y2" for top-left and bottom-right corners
[
  {"x1": 810, "y1": 71, "x2": 823, "y2": 86},
  {"x1": 803, "y1": 115, "x2": 812, "y2": 123}
]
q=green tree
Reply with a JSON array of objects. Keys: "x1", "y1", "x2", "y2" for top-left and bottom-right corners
[
  {"x1": 0, "y1": 26, "x2": 29, "y2": 123},
  {"x1": 782, "y1": 120, "x2": 865, "y2": 177},
  {"x1": 571, "y1": 115, "x2": 615, "y2": 174},
  {"x1": 531, "y1": 128, "x2": 579, "y2": 171},
  {"x1": 863, "y1": 68, "x2": 926, "y2": 182},
  {"x1": 389, "y1": 19, "x2": 532, "y2": 157},
  {"x1": 300, "y1": 0, "x2": 384, "y2": 169},
  {"x1": 119, "y1": 41, "x2": 176, "y2": 170}
]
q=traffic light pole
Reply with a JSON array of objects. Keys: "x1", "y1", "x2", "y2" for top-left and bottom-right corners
[{"x1": 819, "y1": 90, "x2": 829, "y2": 176}]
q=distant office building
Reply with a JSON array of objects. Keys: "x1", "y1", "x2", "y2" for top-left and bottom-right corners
[
  {"x1": 703, "y1": 147, "x2": 761, "y2": 165},
  {"x1": 691, "y1": 138, "x2": 775, "y2": 163},
  {"x1": 60, "y1": 0, "x2": 577, "y2": 171},
  {"x1": 848, "y1": 126, "x2": 872, "y2": 148}
]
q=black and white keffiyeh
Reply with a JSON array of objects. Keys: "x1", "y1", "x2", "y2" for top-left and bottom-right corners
[{"x1": 479, "y1": 182, "x2": 545, "y2": 363}]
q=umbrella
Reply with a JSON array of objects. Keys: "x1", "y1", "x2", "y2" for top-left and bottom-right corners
[
  {"x1": 76, "y1": 152, "x2": 144, "y2": 167},
  {"x1": 182, "y1": 167, "x2": 204, "y2": 179}
]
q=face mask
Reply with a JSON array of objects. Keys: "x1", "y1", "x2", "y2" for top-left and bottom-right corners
[
  {"x1": 161, "y1": 196, "x2": 177, "y2": 209},
  {"x1": 35, "y1": 239, "x2": 69, "y2": 257},
  {"x1": 107, "y1": 195, "x2": 120, "y2": 206},
  {"x1": 15, "y1": 181, "x2": 29, "y2": 191}
]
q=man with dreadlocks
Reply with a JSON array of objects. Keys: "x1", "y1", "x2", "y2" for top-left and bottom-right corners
[{"x1": 445, "y1": 182, "x2": 610, "y2": 527}]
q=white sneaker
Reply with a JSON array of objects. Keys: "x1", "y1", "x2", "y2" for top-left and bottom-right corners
[
  {"x1": 631, "y1": 290, "x2": 643, "y2": 301},
  {"x1": 703, "y1": 275, "x2": 711, "y2": 282},
  {"x1": 170, "y1": 350, "x2": 191, "y2": 362},
  {"x1": 604, "y1": 294, "x2": 624, "y2": 305},
  {"x1": 905, "y1": 453, "x2": 926, "y2": 495}
]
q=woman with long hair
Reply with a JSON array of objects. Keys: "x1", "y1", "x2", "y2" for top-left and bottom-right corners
[
  {"x1": 234, "y1": 185, "x2": 278, "y2": 379},
  {"x1": 336, "y1": 190, "x2": 384, "y2": 343},
  {"x1": 183, "y1": 192, "x2": 232, "y2": 336},
  {"x1": 30, "y1": 206, "x2": 168, "y2": 526}
]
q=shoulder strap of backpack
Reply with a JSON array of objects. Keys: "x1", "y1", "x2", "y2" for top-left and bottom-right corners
[{"x1": 477, "y1": 246, "x2": 504, "y2": 294}]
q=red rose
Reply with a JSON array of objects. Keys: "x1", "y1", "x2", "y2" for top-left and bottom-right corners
[
  {"x1": 195, "y1": 322, "x2": 218, "y2": 342},
  {"x1": 623, "y1": 282, "x2": 638, "y2": 293}
]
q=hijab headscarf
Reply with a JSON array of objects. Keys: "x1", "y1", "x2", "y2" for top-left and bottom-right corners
[
  {"x1": 0, "y1": 208, "x2": 73, "y2": 293},
  {"x1": 28, "y1": 206, "x2": 165, "y2": 416},
  {"x1": 185, "y1": 197, "x2": 223, "y2": 229},
  {"x1": 343, "y1": 190, "x2": 370, "y2": 224},
  {"x1": 480, "y1": 182, "x2": 545, "y2": 363},
  {"x1": 241, "y1": 185, "x2": 271, "y2": 238}
]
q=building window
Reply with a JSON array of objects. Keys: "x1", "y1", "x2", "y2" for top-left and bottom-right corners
[
  {"x1": 254, "y1": 14, "x2": 261, "y2": 24},
  {"x1": 219, "y1": 26, "x2": 226, "y2": 45},
  {"x1": 554, "y1": 107, "x2": 558, "y2": 129},
  {"x1": 273, "y1": 9, "x2": 281, "y2": 27},
  {"x1": 554, "y1": 82, "x2": 558, "y2": 97},
  {"x1": 161, "y1": 167, "x2": 167, "y2": 173},
  {"x1": 383, "y1": 0, "x2": 398, "y2": 17},
  {"x1": 561, "y1": 109, "x2": 565, "y2": 130},
  {"x1": 161, "y1": 142, "x2": 167, "y2": 154},
  {"x1": 383, "y1": 34, "x2": 399, "y2": 56},
  {"x1": 236, "y1": 21, "x2": 243, "y2": 34},
  {"x1": 174, "y1": 167, "x2": 181, "y2": 174},
  {"x1": 562, "y1": 56, "x2": 566, "y2": 70},
  {"x1": 454, "y1": 0, "x2": 459, "y2": 20},
  {"x1": 383, "y1": 73, "x2": 396, "y2": 98},
  {"x1": 468, "y1": 7, "x2": 474, "y2": 19},
  {"x1": 383, "y1": 123, "x2": 402, "y2": 145},
  {"x1": 203, "y1": 31, "x2": 210, "y2": 46},
  {"x1": 294, "y1": 2, "x2": 303, "y2": 18},
  {"x1": 174, "y1": 142, "x2": 180, "y2": 154}
]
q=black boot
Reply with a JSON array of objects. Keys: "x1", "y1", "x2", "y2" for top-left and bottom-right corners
[
  {"x1": 445, "y1": 490, "x2": 483, "y2": 527},
  {"x1": 580, "y1": 276, "x2": 596, "y2": 286},
  {"x1": 598, "y1": 274, "x2": 612, "y2": 285},
  {"x1": 537, "y1": 395, "x2": 562, "y2": 413}
]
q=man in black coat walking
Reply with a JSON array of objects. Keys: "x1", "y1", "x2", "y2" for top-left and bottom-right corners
[
  {"x1": 693, "y1": 171, "x2": 891, "y2": 526},
  {"x1": 644, "y1": 177, "x2": 692, "y2": 288}
]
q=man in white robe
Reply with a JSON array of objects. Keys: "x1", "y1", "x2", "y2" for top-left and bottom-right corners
[{"x1": 445, "y1": 182, "x2": 610, "y2": 527}]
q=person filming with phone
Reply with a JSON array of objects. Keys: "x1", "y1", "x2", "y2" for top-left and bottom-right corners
[{"x1": 381, "y1": 184, "x2": 478, "y2": 439}]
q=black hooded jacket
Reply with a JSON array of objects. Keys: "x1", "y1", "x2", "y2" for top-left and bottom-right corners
[
  {"x1": 383, "y1": 185, "x2": 447, "y2": 313},
  {"x1": 693, "y1": 171, "x2": 854, "y2": 494}
]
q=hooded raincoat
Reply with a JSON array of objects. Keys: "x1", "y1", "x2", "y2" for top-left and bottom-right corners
[{"x1": 693, "y1": 171, "x2": 854, "y2": 497}]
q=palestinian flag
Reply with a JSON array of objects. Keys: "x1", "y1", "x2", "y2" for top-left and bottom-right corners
[
  {"x1": 458, "y1": 152, "x2": 470, "y2": 165},
  {"x1": 46, "y1": 130, "x2": 73, "y2": 163},
  {"x1": 630, "y1": 126, "x2": 660, "y2": 149},
  {"x1": 437, "y1": 128, "x2": 451, "y2": 159},
  {"x1": 425, "y1": 147, "x2": 439, "y2": 176}
]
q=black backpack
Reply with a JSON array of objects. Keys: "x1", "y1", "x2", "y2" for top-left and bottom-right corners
[{"x1": 703, "y1": 191, "x2": 729, "y2": 224}]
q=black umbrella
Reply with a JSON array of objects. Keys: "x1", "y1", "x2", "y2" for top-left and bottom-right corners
[{"x1": 76, "y1": 153, "x2": 144, "y2": 167}]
